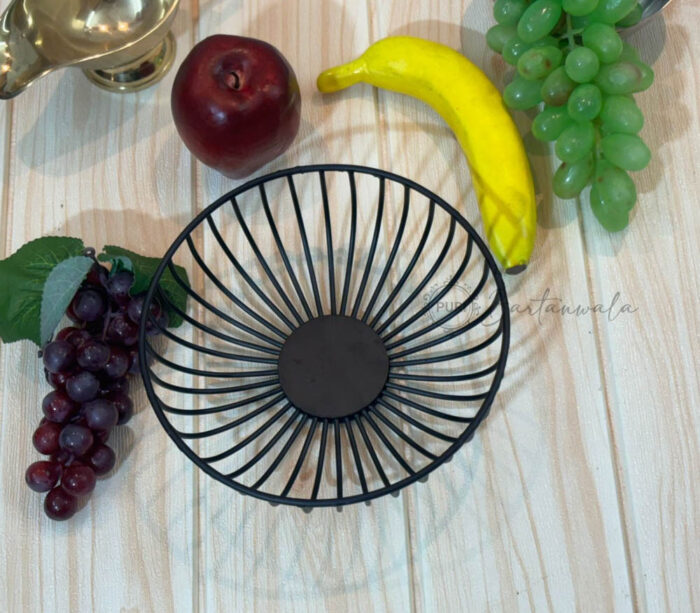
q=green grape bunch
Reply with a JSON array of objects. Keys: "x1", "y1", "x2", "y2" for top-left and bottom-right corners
[{"x1": 487, "y1": 0, "x2": 652, "y2": 231}]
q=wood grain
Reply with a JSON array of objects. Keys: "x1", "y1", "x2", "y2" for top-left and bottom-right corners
[{"x1": 0, "y1": 0, "x2": 698, "y2": 611}]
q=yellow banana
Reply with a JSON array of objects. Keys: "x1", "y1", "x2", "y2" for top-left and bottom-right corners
[{"x1": 317, "y1": 36, "x2": 536, "y2": 274}]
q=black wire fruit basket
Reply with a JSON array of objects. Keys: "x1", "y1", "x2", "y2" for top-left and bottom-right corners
[{"x1": 139, "y1": 164, "x2": 510, "y2": 508}]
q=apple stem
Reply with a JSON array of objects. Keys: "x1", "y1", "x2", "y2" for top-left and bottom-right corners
[{"x1": 225, "y1": 71, "x2": 241, "y2": 90}]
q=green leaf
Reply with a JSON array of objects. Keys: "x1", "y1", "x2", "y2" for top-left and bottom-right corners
[
  {"x1": 99, "y1": 245, "x2": 189, "y2": 328},
  {"x1": 0, "y1": 237, "x2": 85, "y2": 345},
  {"x1": 40, "y1": 256, "x2": 94, "y2": 345}
]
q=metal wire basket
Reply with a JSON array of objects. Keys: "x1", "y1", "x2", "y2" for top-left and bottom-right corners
[{"x1": 139, "y1": 164, "x2": 510, "y2": 508}]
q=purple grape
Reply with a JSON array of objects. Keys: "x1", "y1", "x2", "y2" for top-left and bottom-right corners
[
  {"x1": 106, "y1": 392, "x2": 134, "y2": 425},
  {"x1": 33, "y1": 421, "x2": 63, "y2": 454},
  {"x1": 25, "y1": 461, "x2": 62, "y2": 493},
  {"x1": 42, "y1": 391, "x2": 78, "y2": 423},
  {"x1": 76, "y1": 339, "x2": 110, "y2": 372},
  {"x1": 55, "y1": 327, "x2": 80, "y2": 342},
  {"x1": 85, "y1": 263, "x2": 109, "y2": 287},
  {"x1": 65, "y1": 328, "x2": 92, "y2": 349},
  {"x1": 106, "y1": 271, "x2": 134, "y2": 306},
  {"x1": 71, "y1": 289, "x2": 107, "y2": 323},
  {"x1": 58, "y1": 424, "x2": 94, "y2": 456},
  {"x1": 126, "y1": 294, "x2": 146, "y2": 324},
  {"x1": 50, "y1": 449, "x2": 73, "y2": 466},
  {"x1": 65, "y1": 370, "x2": 100, "y2": 403},
  {"x1": 94, "y1": 429, "x2": 110, "y2": 444},
  {"x1": 85, "y1": 444, "x2": 116, "y2": 476},
  {"x1": 101, "y1": 377, "x2": 129, "y2": 396},
  {"x1": 82, "y1": 399, "x2": 118, "y2": 431},
  {"x1": 61, "y1": 465, "x2": 96, "y2": 497},
  {"x1": 44, "y1": 487, "x2": 78, "y2": 520},
  {"x1": 102, "y1": 345, "x2": 129, "y2": 380},
  {"x1": 45, "y1": 369, "x2": 70, "y2": 390},
  {"x1": 106, "y1": 313, "x2": 139, "y2": 346},
  {"x1": 42, "y1": 340, "x2": 76, "y2": 374}
]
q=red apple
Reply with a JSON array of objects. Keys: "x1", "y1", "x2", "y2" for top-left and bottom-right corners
[{"x1": 171, "y1": 35, "x2": 302, "y2": 179}]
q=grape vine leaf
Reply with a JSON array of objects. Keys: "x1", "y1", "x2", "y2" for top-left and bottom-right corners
[
  {"x1": 0, "y1": 237, "x2": 86, "y2": 345},
  {"x1": 40, "y1": 256, "x2": 94, "y2": 346},
  {"x1": 99, "y1": 245, "x2": 189, "y2": 328}
]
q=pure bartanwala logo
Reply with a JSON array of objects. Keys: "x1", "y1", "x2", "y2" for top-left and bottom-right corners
[{"x1": 424, "y1": 281, "x2": 491, "y2": 330}]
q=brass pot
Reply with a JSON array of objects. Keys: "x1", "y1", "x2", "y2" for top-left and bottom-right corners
[{"x1": 0, "y1": 0, "x2": 180, "y2": 98}]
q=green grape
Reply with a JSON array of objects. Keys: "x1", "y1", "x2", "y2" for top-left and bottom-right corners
[
  {"x1": 517, "y1": 46, "x2": 563, "y2": 80},
  {"x1": 596, "y1": 160, "x2": 637, "y2": 211},
  {"x1": 504, "y1": 76, "x2": 544, "y2": 109},
  {"x1": 601, "y1": 133, "x2": 651, "y2": 170},
  {"x1": 487, "y1": 24, "x2": 519, "y2": 53},
  {"x1": 553, "y1": 154, "x2": 595, "y2": 198},
  {"x1": 619, "y1": 42, "x2": 640, "y2": 61},
  {"x1": 589, "y1": 0, "x2": 637, "y2": 24},
  {"x1": 502, "y1": 36, "x2": 532, "y2": 65},
  {"x1": 567, "y1": 83, "x2": 603, "y2": 121},
  {"x1": 495, "y1": 0, "x2": 528, "y2": 25},
  {"x1": 571, "y1": 15, "x2": 594, "y2": 28},
  {"x1": 582, "y1": 23, "x2": 623, "y2": 63},
  {"x1": 600, "y1": 95, "x2": 644, "y2": 133},
  {"x1": 555, "y1": 121, "x2": 595, "y2": 162},
  {"x1": 595, "y1": 60, "x2": 654, "y2": 94},
  {"x1": 562, "y1": 0, "x2": 599, "y2": 17},
  {"x1": 517, "y1": 0, "x2": 563, "y2": 43},
  {"x1": 565, "y1": 47, "x2": 600, "y2": 83},
  {"x1": 617, "y1": 2, "x2": 643, "y2": 26},
  {"x1": 541, "y1": 66, "x2": 577, "y2": 105},
  {"x1": 590, "y1": 185, "x2": 630, "y2": 231},
  {"x1": 532, "y1": 105, "x2": 571, "y2": 141}
]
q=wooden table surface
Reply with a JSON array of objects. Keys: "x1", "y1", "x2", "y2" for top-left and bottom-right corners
[{"x1": 0, "y1": 1, "x2": 698, "y2": 612}]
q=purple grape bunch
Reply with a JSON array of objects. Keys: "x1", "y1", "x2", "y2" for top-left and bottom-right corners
[{"x1": 25, "y1": 262, "x2": 167, "y2": 520}]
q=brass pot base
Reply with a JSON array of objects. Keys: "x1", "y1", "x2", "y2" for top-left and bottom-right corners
[{"x1": 83, "y1": 32, "x2": 177, "y2": 94}]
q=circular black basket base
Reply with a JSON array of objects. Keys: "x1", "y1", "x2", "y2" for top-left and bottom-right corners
[{"x1": 278, "y1": 315, "x2": 389, "y2": 419}]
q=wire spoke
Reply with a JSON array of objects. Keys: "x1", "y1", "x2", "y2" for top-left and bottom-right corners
[
  {"x1": 368, "y1": 406, "x2": 437, "y2": 460},
  {"x1": 148, "y1": 371, "x2": 279, "y2": 396},
  {"x1": 351, "y1": 177, "x2": 385, "y2": 318},
  {"x1": 252, "y1": 414, "x2": 309, "y2": 490},
  {"x1": 288, "y1": 175, "x2": 323, "y2": 317},
  {"x1": 386, "y1": 260, "x2": 489, "y2": 352},
  {"x1": 187, "y1": 231, "x2": 292, "y2": 337},
  {"x1": 281, "y1": 419, "x2": 319, "y2": 497},
  {"x1": 149, "y1": 324, "x2": 278, "y2": 364},
  {"x1": 145, "y1": 342, "x2": 277, "y2": 379},
  {"x1": 158, "y1": 291, "x2": 280, "y2": 355},
  {"x1": 334, "y1": 421, "x2": 343, "y2": 499},
  {"x1": 355, "y1": 417, "x2": 390, "y2": 487},
  {"x1": 390, "y1": 322, "x2": 503, "y2": 368},
  {"x1": 344, "y1": 420, "x2": 368, "y2": 494},
  {"x1": 339, "y1": 171, "x2": 358, "y2": 315},
  {"x1": 167, "y1": 257, "x2": 286, "y2": 344},
  {"x1": 375, "y1": 397, "x2": 457, "y2": 443},
  {"x1": 227, "y1": 410, "x2": 301, "y2": 479},
  {"x1": 388, "y1": 362, "x2": 499, "y2": 382},
  {"x1": 259, "y1": 183, "x2": 314, "y2": 320},
  {"x1": 230, "y1": 196, "x2": 305, "y2": 326},
  {"x1": 163, "y1": 388, "x2": 284, "y2": 418},
  {"x1": 385, "y1": 382, "x2": 488, "y2": 403},
  {"x1": 370, "y1": 200, "x2": 435, "y2": 328},
  {"x1": 382, "y1": 390, "x2": 474, "y2": 423},
  {"x1": 381, "y1": 233, "x2": 473, "y2": 343},
  {"x1": 362, "y1": 185, "x2": 411, "y2": 323},
  {"x1": 200, "y1": 403, "x2": 291, "y2": 463},
  {"x1": 375, "y1": 218, "x2": 457, "y2": 336},
  {"x1": 363, "y1": 413, "x2": 415, "y2": 476},
  {"x1": 320, "y1": 171, "x2": 337, "y2": 314},
  {"x1": 311, "y1": 421, "x2": 329, "y2": 500}
]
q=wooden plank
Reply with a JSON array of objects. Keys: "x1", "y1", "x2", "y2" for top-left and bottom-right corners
[
  {"x1": 368, "y1": 2, "x2": 635, "y2": 611},
  {"x1": 0, "y1": 2, "x2": 196, "y2": 612},
  {"x1": 580, "y1": 4, "x2": 700, "y2": 611},
  {"x1": 193, "y1": 1, "x2": 413, "y2": 611}
]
